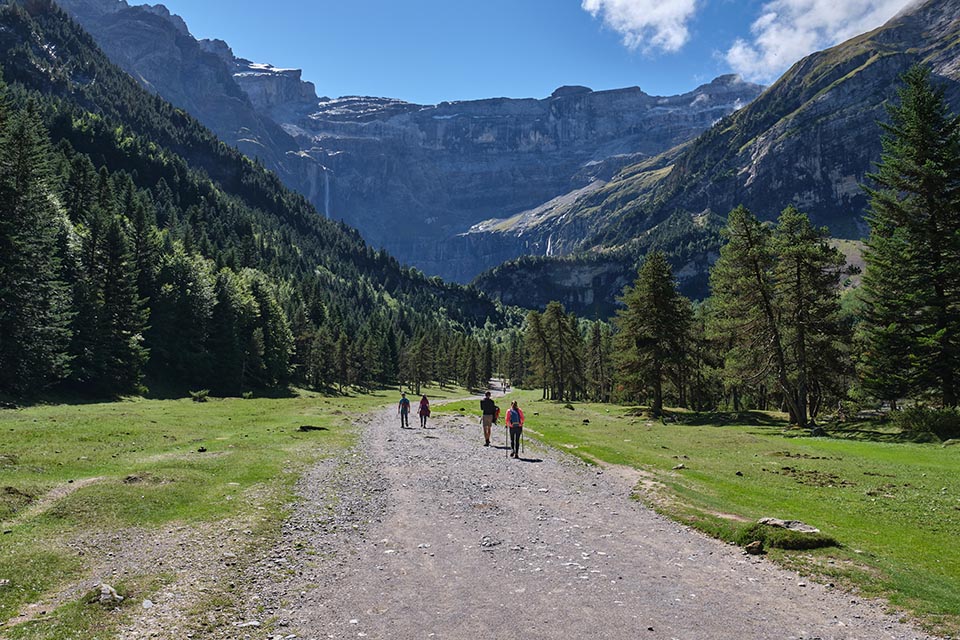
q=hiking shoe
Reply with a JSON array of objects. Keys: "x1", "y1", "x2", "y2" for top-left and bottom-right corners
[{"x1": 484, "y1": 441, "x2": 489, "y2": 446}]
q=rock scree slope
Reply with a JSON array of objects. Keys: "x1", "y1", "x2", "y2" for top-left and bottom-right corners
[{"x1": 220, "y1": 403, "x2": 935, "y2": 640}]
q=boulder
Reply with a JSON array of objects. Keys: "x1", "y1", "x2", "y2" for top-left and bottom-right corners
[
  {"x1": 757, "y1": 517, "x2": 820, "y2": 534},
  {"x1": 744, "y1": 540, "x2": 764, "y2": 555}
]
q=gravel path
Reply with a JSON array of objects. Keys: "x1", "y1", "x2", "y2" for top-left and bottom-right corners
[{"x1": 235, "y1": 402, "x2": 938, "y2": 640}]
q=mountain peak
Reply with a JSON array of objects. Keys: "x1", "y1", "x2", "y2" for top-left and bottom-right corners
[{"x1": 550, "y1": 85, "x2": 593, "y2": 98}]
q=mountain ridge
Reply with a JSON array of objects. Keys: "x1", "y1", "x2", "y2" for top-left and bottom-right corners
[{"x1": 468, "y1": 0, "x2": 960, "y2": 311}]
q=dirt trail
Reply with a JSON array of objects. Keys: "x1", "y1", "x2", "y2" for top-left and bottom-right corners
[{"x1": 229, "y1": 404, "x2": 936, "y2": 640}]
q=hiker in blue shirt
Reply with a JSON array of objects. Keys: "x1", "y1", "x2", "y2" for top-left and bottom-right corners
[{"x1": 398, "y1": 392, "x2": 411, "y2": 428}]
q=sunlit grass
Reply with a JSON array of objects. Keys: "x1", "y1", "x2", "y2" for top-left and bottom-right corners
[
  {"x1": 0, "y1": 387, "x2": 409, "y2": 637},
  {"x1": 484, "y1": 389, "x2": 960, "y2": 636}
]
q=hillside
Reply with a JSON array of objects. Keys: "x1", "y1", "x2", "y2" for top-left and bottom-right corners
[
  {"x1": 469, "y1": 0, "x2": 960, "y2": 310},
  {"x1": 0, "y1": 0, "x2": 498, "y2": 398}
]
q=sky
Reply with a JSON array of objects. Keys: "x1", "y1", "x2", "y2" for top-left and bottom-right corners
[{"x1": 156, "y1": 0, "x2": 918, "y2": 105}]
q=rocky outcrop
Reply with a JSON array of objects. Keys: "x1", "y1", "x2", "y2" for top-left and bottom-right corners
[{"x1": 53, "y1": 0, "x2": 311, "y2": 194}]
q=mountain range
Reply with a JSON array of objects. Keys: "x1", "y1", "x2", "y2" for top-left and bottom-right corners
[
  {"x1": 472, "y1": 0, "x2": 960, "y2": 311},
  {"x1": 52, "y1": 0, "x2": 764, "y2": 284},
  {"x1": 51, "y1": 0, "x2": 960, "y2": 315}
]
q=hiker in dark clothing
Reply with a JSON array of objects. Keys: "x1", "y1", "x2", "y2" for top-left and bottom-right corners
[
  {"x1": 479, "y1": 390, "x2": 496, "y2": 446},
  {"x1": 398, "y1": 392, "x2": 411, "y2": 428},
  {"x1": 418, "y1": 395, "x2": 430, "y2": 428},
  {"x1": 505, "y1": 401, "x2": 524, "y2": 458}
]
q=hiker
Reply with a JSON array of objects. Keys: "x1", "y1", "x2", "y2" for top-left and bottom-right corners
[
  {"x1": 480, "y1": 390, "x2": 496, "y2": 446},
  {"x1": 418, "y1": 395, "x2": 430, "y2": 428},
  {"x1": 506, "y1": 400, "x2": 524, "y2": 458},
  {"x1": 398, "y1": 392, "x2": 411, "y2": 428}
]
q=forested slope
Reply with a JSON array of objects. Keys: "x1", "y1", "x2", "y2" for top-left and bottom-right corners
[{"x1": 0, "y1": 0, "x2": 500, "y2": 399}]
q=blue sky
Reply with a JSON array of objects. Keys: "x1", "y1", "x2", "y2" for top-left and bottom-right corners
[{"x1": 157, "y1": 0, "x2": 916, "y2": 105}]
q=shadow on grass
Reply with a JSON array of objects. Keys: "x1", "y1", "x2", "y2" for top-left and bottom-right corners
[
  {"x1": 674, "y1": 410, "x2": 788, "y2": 428},
  {"x1": 823, "y1": 419, "x2": 934, "y2": 444}
]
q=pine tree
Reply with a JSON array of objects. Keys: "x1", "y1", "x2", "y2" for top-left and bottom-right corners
[
  {"x1": 482, "y1": 338, "x2": 494, "y2": 386},
  {"x1": 859, "y1": 65, "x2": 960, "y2": 406},
  {"x1": 148, "y1": 246, "x2": 215, "y2": 386},
  {"x1": 207, "y1": 268, "x2": 256, "y2": 394},
  {"x1": 335, "y1": 331, "x2": 350, "y2": 393},
  {"x1": 613, "y1": 252, "x2": 689, "y2": 417},
  {"x1": 711, "y1": 207, "x2": 801, "y2": 423},
  {"x1": 772, "y1": 207, "x2": 846, "y2": 427},
  {"x1": 248, "y1": 273, "x2": 293, "y2": 386},
  {"x1": 96, "y1": 215, "x2": 149, "y2": 393},
  {"x1": 0, "y1": 99, "x2": 72, "y2": 395}
]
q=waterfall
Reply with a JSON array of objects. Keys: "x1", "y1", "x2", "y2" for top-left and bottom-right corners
[
  {"x1": 324, "y1": 171, "x2": 331, "y2": 218},
  {"x1": 546, "y1": 233, "x2": 554, "y2": 256}
]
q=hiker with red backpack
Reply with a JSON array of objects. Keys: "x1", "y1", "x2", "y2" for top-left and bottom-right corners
[{"x1": 505, "y1": 401, "x2": 524, "y2": 458}]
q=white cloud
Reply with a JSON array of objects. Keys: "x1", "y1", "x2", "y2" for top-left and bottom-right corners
[
  {"x1": 725, "y1": 0, "x2": 918, "y2": 82},
  {"x1": 582, "y1": 0, "x2": 699, "y2": 53}
]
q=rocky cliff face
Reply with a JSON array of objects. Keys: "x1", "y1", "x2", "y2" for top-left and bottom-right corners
[
  {"x1": 53, "y1": 0, "x2": 320, "y2": 199},
  {"x1": 281, "y1": 75, "x2": 762, "y2": 281},
  {"x1": 52, "y1": 0, "x2": 764, "y2": 283},
  {"x1": 464, "y1": 0, "x2": 960, "y2": 312}
]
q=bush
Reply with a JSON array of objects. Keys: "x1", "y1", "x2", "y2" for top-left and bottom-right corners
[
  {"x1": 241, "y1": 391, "x2": 254, "y2": 400},
  {"x1": 735, "y1": 523, "x2": 838, "y2": 551},
  {"x1": 189, "y1": 389, "x2": 209, "y2": 403},
  {"x1": 890, "y1": 406, "x2": 960, "y2": 441}
]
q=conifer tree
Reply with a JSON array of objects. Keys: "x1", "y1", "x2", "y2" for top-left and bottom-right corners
[
  {"x1": 482, "y1": 338, "x2": 494, "y2": 386},
  {"x1": 96, "y1": 215, "x2": 149, "y2": 393},
  {"x1": 335, "y1": 331, "x2": 350, "y2": 393},
  {"x1": 248, "y1": 273, "x2": 293, "y2": 386},
  {"x1": 207, "y1": 268, "x2": 256, "y2": 394},
  {"x1": 586, "y1": 322, "x2": 612, "y2": 402},
  {"x1": 711, "y1": 207, "x2": 801, "y2": 423},
  {"x1": 859, "y1": 65, "x2": 960, "y2": 406},
  {"x1": 149, "y1": 246, "x2": 215, "y2": 386},
  {"x1": 771, "y1": 207, "x2": 846, "y2": 425},
  {"x1": 0, "y1": 99, "x2": 72, "y2": 395},
  {"x1": 614, "y1": 252, "x2": 689, "y2": 417}
]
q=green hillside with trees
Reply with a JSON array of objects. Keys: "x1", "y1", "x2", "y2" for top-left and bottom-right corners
[
  {"x1": 495, "y1": 66, "x2": 959, "y2": 437},
  {"x1": 0, "y1": 0, "x2": 502, "y2": 401}
]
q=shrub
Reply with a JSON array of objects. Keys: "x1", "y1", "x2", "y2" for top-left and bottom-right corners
[
  {"x1": 189, "y1": 389, "x2": 209, "y2": 403},
  {"x1": 890, "y1": 406, "x2": 960, "y2": 441},
  {"x1": 241, "y1": 391, "x2": 254, "y2": 400},
  {"x1": 735, "y1": 523, "x2": 838, "y2": 551}
]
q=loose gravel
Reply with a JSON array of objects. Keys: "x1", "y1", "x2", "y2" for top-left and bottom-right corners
[{"x1": 217, "y1": 401, "x2": 940, "y2": 640}]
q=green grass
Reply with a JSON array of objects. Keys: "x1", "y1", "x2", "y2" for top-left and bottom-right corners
[
  {"x1": 0, "y1": 386, "x2": 446, "y2": 638},
  {"x1": 492, "y1": 389, "x2": 960, "y2": 636}
]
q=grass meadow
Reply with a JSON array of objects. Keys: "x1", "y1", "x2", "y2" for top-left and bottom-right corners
[
  {"x1": 0, "y1": 387, "x2": 456, "y2": 639},
  {"x1": 441, "y1": 389, "x2": 960, "y2": 636}
]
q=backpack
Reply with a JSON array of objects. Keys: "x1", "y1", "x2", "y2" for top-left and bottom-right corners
[
  {"x1": 494, "y1": 406, "x2": 501, "y2": 422},
  {"x1": 508, "y1": 408, "x2": 521, "y2": 426}
]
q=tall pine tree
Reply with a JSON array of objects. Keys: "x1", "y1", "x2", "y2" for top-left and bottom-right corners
[
  {"x1": 859, "y1": 65, "x2": 960, "y2": 407},
  {"x1": 614, "y1": 252, "x2": 689, "y2": 417},
  {"x1": 0, "y1": 97, "x2": 72, "y2": 395}
]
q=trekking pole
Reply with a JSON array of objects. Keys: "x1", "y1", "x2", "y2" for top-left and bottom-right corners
[
  {"x1": 520, "y1": 429, "x2": 524, "y2": 456},
  {"x1": 505, "y1": 425, "x2": 509, "y2": 458}
]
